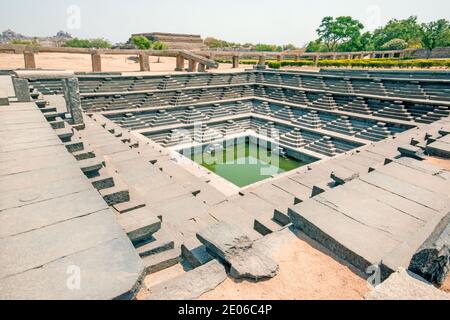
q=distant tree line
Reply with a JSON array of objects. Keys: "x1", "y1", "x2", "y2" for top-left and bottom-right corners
[
  {"x1": 204, "y1": 37, "x2": 297, "y2": 52},
  {"x1": 306, "y1": 16, "x2": 450, "y2": 57},
  {"x1": 63, "y1": 38, "x2": 112, "y2": 49}
]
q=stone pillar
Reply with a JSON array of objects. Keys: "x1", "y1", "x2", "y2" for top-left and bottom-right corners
[
  {"x1": 277, "y1": 55, "x2": 282, "y2": 62},
  {"x1": 12, "y1": 77, "x2": 31, "y2": 102},
  {"x1": 313, "y1": 55, "x2": 319, "y2": 66},
  {"x1": 198, "y1": 63, "x2": 206, "y2": 72},
  {"x1": 257, "y1": 55, "x2": 266, "y2": 69},
  {"x1": 91, "y1": 52, "x2": 102, "y2": 72},
  {"x1": 175, "y1": 54, "x2": 184, "y2": 71},
  {"x1": 188, "y1": 59, "x2": 197, "y2": 72},
  {"x1": 232, "y1": 55, "x2": 239, "y2": 68},
  {"x1": 139, "y1": 53, "x2": 150, "y2": 71},
  {"x1": 23, "y1": 51, "x2": 36, "y2": 69},
  {"x1": 62, "y1": 77, "x2": 84, "y2": 128}
]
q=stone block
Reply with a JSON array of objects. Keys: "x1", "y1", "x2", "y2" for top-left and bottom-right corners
[
  {"x1": 197, "y1": 222, "x2": 279, "y2": 280},
  {"x1": 330, "y1": 167, "x2": 360, "y2": 185},
  {"x1": 147, "y1": 260, "x2": 226, "y2": 300},
  {"x1": 408, "y1": 212, "x2": 450, "y2": 286}
]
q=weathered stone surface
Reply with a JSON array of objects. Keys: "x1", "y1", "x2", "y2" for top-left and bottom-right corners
[
  {"x1": 409, "y1": 212, "x2": 450, "y2": 286},
  {"x1": 147, "y1": 260, "x2": 226, "y2": 300},
  {"x1": 330, "y1": 167, "x2": 359, "y2": 185},
  {"x1": 196, "y1": 222, "x2": 279, "y2": 280},
  {"x1": 62, "y1": 77, "x2": 84, "y2": 126},
  {"x1": 365, "y1": 268, "x2": 450, "y2": 300},
  {"x1": 397, "y1": 144, "x2": 425, "y2": 159},
  {"x1": 12, "y1": 77, "x2": 31, "y2": 102},
  {"x1": 426, "y1": 141, "x2": 450, "y2": 159},
  {"x1": 116, "y1": 207, "x2": 161, "y2": 243}
]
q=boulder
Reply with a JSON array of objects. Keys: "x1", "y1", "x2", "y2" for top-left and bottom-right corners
[
  {"x1": 408, "y1": 212, "x2": 450, "y2": 286},
  {"x1": 196, "y1": 222, "x2": 278, "y2": 281}
]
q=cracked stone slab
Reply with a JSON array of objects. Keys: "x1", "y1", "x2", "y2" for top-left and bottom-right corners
[
  {"x1": 365, "y1": 268, "x2": 450, "y2": 300},
  {"x1": 196, "y1": 222, "x2": 279, "y2": 280},
  {"x1": 147, "y1": 260, "x2": 226, "y2": 300},
  {"x1": 409, "y1": 212, "x2": 450, "y2": 286}
]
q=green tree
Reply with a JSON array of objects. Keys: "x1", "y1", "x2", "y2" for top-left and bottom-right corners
[
  {"x1": 380, "y1": 38, "x2": 409, "y2": 51},
  {"x1": 131, "y1": 35, "x2": 152, "y2": 49},
  {"x1": 282, "y1": 44, "x2": 297, "y2": 51},
  {"x1": 204, "y1": 37, "x2": 240, "y2": 49},
  {"x1": 338, "y1": 32, "x2": 374, "y2": 52},
  {"x1": 64, "y1": 38, "x2": 111, "y2": 48},
  {"x1": 372, "y1": 16, "x2": 422, "y2": 49},
  {"x1": 421, "y1": 19, "x2": 450, "y2": 58},
  {"x1": 10, "y1": 38, "x2": 40, "y2": 47},
  {"x1": 305, "y1": 39, "x2": 328, "y2": 52},
  {"x1": 316, "y1": 16, "x2": 364, "y2": 51},
  {"x1": 152, "y1": 41, "x2": 168, "y2": 63},
  {"x1": 88, "y1": 38, "x2": 111, "y2": 49},
  {"x1": 255, "y1": 43, "x2": 281, "y2": 52}
]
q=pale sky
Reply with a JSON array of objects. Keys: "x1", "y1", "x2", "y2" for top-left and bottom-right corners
[{"x1": 1, "y1": 0, "x2": 449, "y2": 46}]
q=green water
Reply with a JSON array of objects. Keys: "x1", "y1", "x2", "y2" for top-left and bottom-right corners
[{"x1": 187, "y1": 142, "x2": 307, "y2": 187}]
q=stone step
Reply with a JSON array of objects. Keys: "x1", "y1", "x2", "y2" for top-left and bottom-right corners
[
  {"x1": 90, "y1": 173, "x2": 115, "y2": 191},
  {"x1": 181, "y1": 238, "x2": 213, "y2": 269},
  {"x1": 113, "y1": 199, "x2": 146, "y2": 214},
  {"x1": 78, "y1": 157, "x2": 103, "y2": 177},
  {"x1": 135, "y1": 228, "x2": 175, "y2": 258},
  {"x1": 146, "y1": 260, "x2": 227, "y2": 300},
  {"x1": 116, "y1": 207, "x2": 161, "y2": 244},
  {"x1": 254, "y1": 218, "x2": 284, "y2": 236},
  {"x1": 54, "y1": 127, "x2": 73, "y2": 142},
  {"x1": 35, "y1": 100, "x2": 47, "y2": 108},
  {"x1": 142, "y1": 247, "x2": 181, "y2": 275},
  {"x1": 72, "y1": 148, "x2": 96, "y2": 161},
  {"x1": 99, "y1": 185, "x2": 130, "y2": 206},
  {"x1": 273, "y1": 208, "x2": 292, "y2": 226},
  {"x1": 39, "y1": 106, "x2": 57, "y2": 114},
  {"x1": 64, "y1": 140, "x2": 84, "y2": 153},
  {"x1": 49, "y1": 118, "x2": 65, "y2": 129},
  {"x1": 43, "y1": 111, "x2": 66, "y2": 122}
]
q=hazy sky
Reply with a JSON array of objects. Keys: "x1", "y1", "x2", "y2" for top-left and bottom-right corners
[{"x1": 1, "y1": 0, "x2": 449, "y2": 46}]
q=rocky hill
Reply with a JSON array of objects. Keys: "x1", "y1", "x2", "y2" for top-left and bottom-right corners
[{"x1": 0, "y1": 29, "x2": 73, "y2": 47}]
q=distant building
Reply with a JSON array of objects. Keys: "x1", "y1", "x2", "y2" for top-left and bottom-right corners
[{"x1": 129, "y1": 32, "x2": 207, "y2": 50}]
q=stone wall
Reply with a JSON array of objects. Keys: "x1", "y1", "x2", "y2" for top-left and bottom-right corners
[{"x1": 410, "y1": 47, "x2": 450, "y2": 59}]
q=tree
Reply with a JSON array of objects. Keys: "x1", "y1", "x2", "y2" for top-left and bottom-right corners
[
  {"x1": 152, "y1": 41, "x2": 168, "y2": 63},
  {"x1": 282, "y1": 44, "x2": 297, "y2": 51},
  {"x1": 338, "y1": 32, "x2": 374, "y2": 52},
  {"x1": 64, "y1": 38, "x2": 111, "y2": 48},
  {"x1": 131, "y1": 35, "x2": 151, "y2": 49},
  {"x1": 316, "y1": 16, "x2": 364, "y2": 51},
  {"x1": 380, "y1": 38, "x2": 409, "y2": 51},
  {"x1": 10, "y1": 38, "x2": 40, "y2": 47},
  {"x1": 305, "y1": 39, "x2": 328, "y2": 52},
  {"x1": 88, "y1": 38, "x2": 112, "y2": 49},
  {"x1": 372, "y1": 16, "x2": 422, "y2": 50},
  {"x1": 204, "y1": 37, "x2": 240, "y2": 49},
  {"x1": 254, "y1": 43, "x2": 282, "y2": 52},
  {"x1": 421, "y1": 19, "x2": 450, "y2": 58}
]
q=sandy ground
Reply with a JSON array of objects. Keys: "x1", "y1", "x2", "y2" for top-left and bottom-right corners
[
  {"x1": 0, "y1": 53, "x2": 251, "y2": 73},
  {"x1": 137, "y1": 228, "x2": 370, "y2": 300},
  {"x1": 198, "y1": 230, "x2": 369, "y2": 300},
  {"x1": 425, "y1": 156, "x2": 450, "y2": 171}
]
